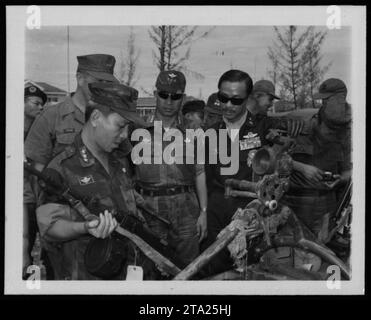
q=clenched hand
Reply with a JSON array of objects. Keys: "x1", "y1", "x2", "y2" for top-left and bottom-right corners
[{"x1": 85, "y1": 210, "x2": 118, "y2": 239}]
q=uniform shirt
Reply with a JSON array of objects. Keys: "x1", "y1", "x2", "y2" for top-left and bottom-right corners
[
  {"x1": 132, "y1": 114, "x2": 204, "y2": 189},
  {"x1": 37, "y1": 133, "x2": 142, "y2": 280},
  {"x1": 289, "y1": 114, "x2": 352, "y2": 192},
  {"x1": 25, "y1": 97, "x2": 85, "y2": 165},
  {"x1": 205, "y1": 111, "x2": 278, "y2": 191}
]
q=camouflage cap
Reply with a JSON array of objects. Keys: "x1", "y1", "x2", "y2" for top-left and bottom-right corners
[
  {"x1": 252, "y1": 80, "x2": 280, "y2": 99},
  {"x1": 88, "y1": 82, "x2": 149, "y2": 127},
  {"x1": 182, "y1": 99, "x2": 205, "y2": 115},
  {"x1": 24, "y1": 85, "x2": 47, "y2": 105},
  {"x1": 205, "y1": 92, "x2": 223, "y2": 115},
  {"x1": 155, "y1": 70, "x2": 186, "y2": 93},
  {"x1": 313, "y1": 78, "x2": 347, "y2": 100},
  {"x1": 77, "y1": 54, "x2": 119, "y2": 83}
]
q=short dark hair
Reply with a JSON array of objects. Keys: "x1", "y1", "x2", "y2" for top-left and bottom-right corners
[
  {"x1": 217, "y1": 69, "x2": 253, "y2": 97},
  {"x1": 85, "y1": 104, "x2": 114, "y2": 122}
]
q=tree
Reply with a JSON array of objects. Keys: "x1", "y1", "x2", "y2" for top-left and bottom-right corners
[
  {"x1": 301, "y1": 29, "x2": 331, "y2": 108},
  {"x1": 268, "y1": 26, "x2": 331, "y2": 109},
  {"x1": 268, "y1": 26, "x2": 312, "y2": 109},
  {"x1": 119, "y1": 27, "x2": 141, "y2": 87},
  {"x1": 267, "y1": 46, "x2": 279, "y2": 88},
  {"x1": 148, "y1": 26, "x2": 214, "y2": 79}
]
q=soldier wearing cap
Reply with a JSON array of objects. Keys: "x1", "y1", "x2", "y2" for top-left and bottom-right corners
[
  {"x1": 23, "y1": 54, "x2": 119, "y2": 279},
  {"x1": 131, "y1": 70, "x2": 208, "y2": 269},
  {"x1": 182, "y1": 99, "x2": 205, "y2": 129},
  {"x1": 25, "y1": 54, "x2": 119, "y2": 172},
  {"x1": 251, "y1": 80, "x2": 280, "y2": 115},
  {"x1": 203, "y1": 93, "x2": 223, "y2": 129},
  {"x1": 36, "y1": 83, "x2": 155, "y2": 280},
  {"x1": 23, "y1": 84, "x2": 48, "y2": 278},
  {"x1": 282, "y1": 78, "x2": 352, "y2": 241},
  {"x1": 24, "y1": 85, "x2": 47, "y2": 138}
]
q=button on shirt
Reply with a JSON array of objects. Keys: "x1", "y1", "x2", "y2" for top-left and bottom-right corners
[{"x1": 25, "y1": 97, "x2": 85, "y2": 165}]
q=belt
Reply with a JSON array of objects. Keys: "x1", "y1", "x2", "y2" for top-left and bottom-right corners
[{"x1": 135, "y1": 185, "x2": 195, "y2": 197}]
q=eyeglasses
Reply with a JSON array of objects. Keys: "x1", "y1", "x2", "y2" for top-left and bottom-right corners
[
  {"x1": 217, "y1": 92, "x2": 247, "y2": 106},
  {"x1": 158, "y1": 91, "x2": 183, "y2": 101}
]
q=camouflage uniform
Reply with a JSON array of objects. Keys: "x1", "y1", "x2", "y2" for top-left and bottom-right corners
[
  {"x1": 36, "y1": 134, "x2": 150, "y2": 280},
  {"x1": 132, "y1": 115, "x2": 204, "y2": 266}
]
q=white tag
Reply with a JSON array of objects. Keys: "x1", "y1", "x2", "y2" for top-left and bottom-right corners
[{"x1": 126, "y1": 265, "x2": 143, "y2": 281}]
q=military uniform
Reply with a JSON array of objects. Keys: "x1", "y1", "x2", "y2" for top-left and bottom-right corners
[
  {"x1": 203, "y1": 110, "x2": 285, "y2": 274},
  {"x1": 24, "y1": 54, "x2": 119, "y2": 166},
  {"x1": 25, "y1": 97, "x2": 85, "y2": 165},
  {"x1": 282, "y1": 78, "x2": 352, "y2": 240},
  {"x1": 36, "y1": 134, "x2": 148, "y2": 280},
  {"x1": 132, "y1": 115, "x2": 203, "y2": 266}
]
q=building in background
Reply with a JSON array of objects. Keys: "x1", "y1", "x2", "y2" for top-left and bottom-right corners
[{"x1": 24, "y1": 80, "x2": 67, "y2": 105}]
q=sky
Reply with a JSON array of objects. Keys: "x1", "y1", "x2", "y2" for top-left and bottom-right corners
[{"x1": 25, "y1": 25, "x2": 351, "y2": 101}]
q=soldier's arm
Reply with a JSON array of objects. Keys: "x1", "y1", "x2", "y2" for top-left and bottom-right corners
[
  {"x1": 24, "y1": 110, "x2": 56, "y2": 167},
  {"x1": 195, "y1": 168, "x2": 208, "y2": 242},
  {"x1": 37, "y1": 204, "x2": 117, "y2": 241}
]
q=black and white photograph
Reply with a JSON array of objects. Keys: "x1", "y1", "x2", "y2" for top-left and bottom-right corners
[{"x1": 5, "y1": 5, "x2": 365, "y2": 295}]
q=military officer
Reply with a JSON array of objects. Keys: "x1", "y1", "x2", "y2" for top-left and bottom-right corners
[
  {"x1": 25, "y1": 54, "x2": 119, "y2": 172},
  {"x1": 131, "y1": 70, "x2": 208, "y2": 269},
  {"x1": 36, "y1": 82, "x2": 152, "y2": 280},
  {"x1": 284, "y1": 78, "x2": 352, "y2": 241},
  {"x1": 203, "y1": 69, "x2": 304, "y2": 276},
  {"x1": 251, "y1": 80, "x2": 280, "y2": 115},
  {"x1": 203, "y1": 92, "x2": 223, "y2": 129}
]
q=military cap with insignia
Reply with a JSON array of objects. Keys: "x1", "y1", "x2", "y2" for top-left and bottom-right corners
[
  {"x1": 205, "y1": 92, "x2": 222, "y2": 115},
  {"x1": 25, "y1": 85, "x2": 47, "y2": 105},
  {"x1": 88, "y1": 82, "x2": 150, "y2": 127},
  {"x1": 77, "y1": 54, "x2": 119, "y2": 83},
  {"x1": 155, "y1": 70, "x2": 186, "y2": 93}
]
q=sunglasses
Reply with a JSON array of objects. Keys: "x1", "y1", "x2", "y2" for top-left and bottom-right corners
[
  {"x1": 217, "y1": 92, "x2": 247, "y2": 106},
  {"x1": 158, "y1": 91, "x2": 183, "y2": 101}
]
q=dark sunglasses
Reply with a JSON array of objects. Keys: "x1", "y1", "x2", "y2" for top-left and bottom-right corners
[
  {"x1": 158, "y1": 91, "x2": 183, "y2": 101},
  {"x1": 217, "y1": 92, "x2": 247, "y2": 106}
]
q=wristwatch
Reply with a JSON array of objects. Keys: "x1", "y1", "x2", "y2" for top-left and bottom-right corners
[{"x1": 200, "y1": 207, "x2": 207, "y2": 213}]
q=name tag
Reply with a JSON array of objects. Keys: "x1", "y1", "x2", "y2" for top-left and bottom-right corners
[
  {"x1": 239, "y1": 135, "x2": 261, "y2": 150},
  {"x1": 63, "y1": 128, "x2": 75, "y2": 133}
]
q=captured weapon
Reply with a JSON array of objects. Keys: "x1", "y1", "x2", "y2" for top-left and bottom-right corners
[
  {"x1": 174, "y1": 142, "x2": 351, "y2": 280},
  {"x1": 24, "y1": 161, "x2": 184, "y2": 278}
]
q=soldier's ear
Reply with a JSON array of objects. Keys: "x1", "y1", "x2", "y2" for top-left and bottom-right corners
[
  {"x1": 76, "y1": 72, "x2": 86, "y2": 87},
  {"x1": 90, "y1": 109, "x2": 102, "y2": 127}
]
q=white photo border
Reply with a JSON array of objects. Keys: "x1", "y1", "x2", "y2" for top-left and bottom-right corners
[{"x1": 5, "y1": 5, "x2": 366, "y2": 295}]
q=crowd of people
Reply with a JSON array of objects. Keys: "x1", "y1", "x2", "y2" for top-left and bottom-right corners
[{"x1": 23, "y1": 53, "x2": 352, "y2": 280}]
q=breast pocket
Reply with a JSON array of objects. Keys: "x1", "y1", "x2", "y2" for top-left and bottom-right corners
[{"x1": 54, "y1": 132, "x2": 76, "y2": 156}]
